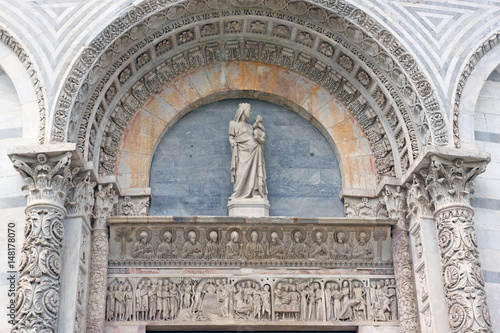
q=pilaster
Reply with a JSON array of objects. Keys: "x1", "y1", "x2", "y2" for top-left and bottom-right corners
[
  {"x1": 58, "y1": 171, "x2": 96, "y2": 333},
  {"x1": 406, "y1": 174, "x2": 449, "y2": 333},
  {"x1": 87, "y1": 184, "x2": 118, "y2": 333},
  {"x1": 9, "y1": 152, "x2": 75, "y2": 332}
]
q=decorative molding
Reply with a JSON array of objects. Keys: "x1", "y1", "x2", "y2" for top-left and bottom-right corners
[
  {"x1": 453, "y1": 32, "x2": 500, "y2": 148},
  {"x1": 423, "y1": 157, "x2": 492, "y2": 333},
  {"x1": 87, "y1": 184, "x2": 118, "y2": 333},
  {"x1": 51, "y1": 0, "x2": 446, "y2": 178},
  {"x1": 0, "y1": 28, "x2": 46, "y2": 143}
]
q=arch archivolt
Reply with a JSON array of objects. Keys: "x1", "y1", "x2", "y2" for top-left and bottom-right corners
[
  {"x1": 116, "y1": 61, "x2": 376, "y2": 192},
  {"x1": 453, "y1": 31, "x2": 500, "y2": 149},
  {"x1": 51, "y1": 0, "x2": 450, "y2": 188},
  {"x1": 0, "y1": 27, "x2": 46, "y2": 143}
]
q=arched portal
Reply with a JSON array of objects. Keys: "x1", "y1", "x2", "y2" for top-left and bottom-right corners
[{"x1": 14, "y1": 1, "x2": 499, "y2": 333}]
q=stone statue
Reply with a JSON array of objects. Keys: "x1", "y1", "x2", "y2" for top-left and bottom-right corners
[
  {"x1": 132, "y1": 230, "x2": 155, "y2": 259},
  {"x1": 204, "y1": 230, "x2": 223, "y2": 259},
  {"x1": 288, "y1": 231, "x2": 309, "y2": 259},
  {"x1": 245, "y1": 230, "x2": 266, "y2": 259},
  {"x1": 352, "y1": 231, "x2": 373, "y2": 260},
  {"x1": 331, "y1": 230, "x2": 351, "y2": 260},
  {"x1": 226, "y1": 230, "x2": 243, "y2": 259},
  {"x1": 156, "y1": 230, "x2": 178, "y2": 259},
  {"x1": 181, "y1": 230, "x2": 203, "y2": 259},
  {"x1": 267, "y1": 231, "x2": 286, "y2": 259},
  {"x1": 229, "y1": 103, "x2": 268, "y2": 199},
  {"x1": 310, "y1": 231, "x2": 330, "y2": 260}
]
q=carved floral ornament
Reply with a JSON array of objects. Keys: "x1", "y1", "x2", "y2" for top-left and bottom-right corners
[{"x1": 52, "y1": 0, "x2": 448, "y2": 182}]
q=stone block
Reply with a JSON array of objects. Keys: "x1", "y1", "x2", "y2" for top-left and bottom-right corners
[{"x1": 227, "y1": 197, "x2": 270, "y2": 217}]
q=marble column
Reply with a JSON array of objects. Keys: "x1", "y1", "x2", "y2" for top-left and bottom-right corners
[
  {"x1": 87, "y1": 184, "x2": 117, "y2": 333},
  {"x1": 423, "y1": 156, "x2": 492, "y2": 333},
  {"x1": 382, "y1": 185, "x2": 420, "y2": 333},
  {"x1": 10, "y1": 152, "x2": 75, "y2": 332}
]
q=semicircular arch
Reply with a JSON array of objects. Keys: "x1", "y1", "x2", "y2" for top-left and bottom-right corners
[
  {"x1": 115, "y1": 61, "x2": 376, "y2": 194},
  {"x1": 52, "y1": 0, "x2": 449, "y2": 187}
]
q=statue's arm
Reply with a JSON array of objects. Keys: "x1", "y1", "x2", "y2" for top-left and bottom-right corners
[{"x1": 228, "y1": 121, "x2": 236, "y2": 146}]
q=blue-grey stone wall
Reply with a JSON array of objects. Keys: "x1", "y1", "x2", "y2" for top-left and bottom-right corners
[{"x1": 149, "y1": 99, "x2": 343, "y2": 217}]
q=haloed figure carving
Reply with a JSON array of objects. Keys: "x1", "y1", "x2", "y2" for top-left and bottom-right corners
[{"x1": 229, "y1": 103, "x2": 268, "y2": 199}]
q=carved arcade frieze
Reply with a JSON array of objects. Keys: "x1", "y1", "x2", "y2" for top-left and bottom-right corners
[
  {"x1": 108, "y1": 219, "x2": 394, "y2": 268},
  {"x1": 104, "y1": 275, "x2": 399, "y2": 326}
]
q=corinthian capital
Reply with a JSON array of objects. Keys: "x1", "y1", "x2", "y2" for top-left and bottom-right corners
[
  {"x1": 93, "y1": 184, "x2": 118, "y2": 228},
  {"x1": 11, "y1": 152, "x2": 75, "y2": 209},
  {"x1": 422, "y1": 156, "x2": 487, "y2": 210},
  {"x1": 66, "y1": 171, "x2": 96, "y2": 217}
]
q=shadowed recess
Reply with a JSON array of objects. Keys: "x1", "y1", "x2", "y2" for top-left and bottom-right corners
[{"x1": 149, "y1": 99, "x2": 343, "y2": 217}]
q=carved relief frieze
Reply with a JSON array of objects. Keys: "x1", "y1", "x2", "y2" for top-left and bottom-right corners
[
  {"x1": 117, "y1": 195, "x2": 150, "y2": 216},
  {"x1": 108, "y1": 221, "x2": 393, "y2": 268},
  {"x1": 343, "y1": 196, "x2": 387, "y2": 218},
  {"x1": 104, "y1": 275, "x2": 399, "y2": 325}
]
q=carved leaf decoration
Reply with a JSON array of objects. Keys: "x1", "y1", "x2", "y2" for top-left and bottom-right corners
[
  {"x1": 448, "y1": 294, "x2": 473, "y2": 332},
  {"x1": 38, "y1": 249, "x2": 52, "y2": 278},
  {"x1": 473, "y1": 290, "x2": 491, "y2": 328}
]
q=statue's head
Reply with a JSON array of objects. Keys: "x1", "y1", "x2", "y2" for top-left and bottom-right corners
[
  {"x1": 315, "y1": 231, "x2": 323, "y2": 243},
  {"x1": 163, "y1": 231, "x2": 172, "y2": 242},
  {"x1": 337, "y1": 231, "x2": 346, "y2": 243},
  {"x1": 271, "y1": 231, "x2": 279, "y2": 244},
  {"x1": 294, "y1": 231, "x2": 302, "y2": 242},
  {"x1": 209, "y1": 231, "x2": 218, "y2": 241},
  {"x1": 359, "y1": 232, "x2": 367, "y2": 243},
  {"x1": 188, "y1": 231, "x2": 196, "y2": 243},
  {"x1": 235, "y1": 103, "x2": 251, "y2": 122},
  {"x1": 251, "y1": 230, "x2": 258, "y2": 242},
  {"x1": 231, "y1": 230, "x2": 239, "y2": 242},
  {"x1": 139, "y1": 231, "x2": 148, "y2": 243}
]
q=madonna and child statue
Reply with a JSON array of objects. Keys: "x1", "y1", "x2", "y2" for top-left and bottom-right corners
[{"x1": 228, "y1": 103, "x2": 270, "y2": 216}]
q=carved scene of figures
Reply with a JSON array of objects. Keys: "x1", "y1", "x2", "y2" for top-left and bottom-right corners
[
  {"x1": 105, "y1": 276, "x2": 397, "y2": 324},
  {"x1": 109, "y1": 224, "x2": 391, "y2": 267}
]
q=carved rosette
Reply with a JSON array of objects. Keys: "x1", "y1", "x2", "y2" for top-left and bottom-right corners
[
  {"x1": 87, "y1": 184, "x2": 117, "y2": 333},
  {"x1": 10, "y1": 153, "x2": 74, "y2": 333},
  {"x1": 424, "y1": 157, "x2": 492, "y2": 333},
  {"x1": 383, "y1": 185, "x2": 420, "y2": 333}
]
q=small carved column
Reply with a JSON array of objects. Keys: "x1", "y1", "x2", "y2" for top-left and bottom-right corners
[
  {"x1": 423, "y1": 156, "x2": 492, "y2": 333},
  {"x1": 383, "y1": 185, "x2": 420, "y2": 333},
  {"x1": 10, "y1": 152, "x2": 75, "y2": 332},
  {"x1": 87, "y1": 184, "x2": 117, "y2": 333}
]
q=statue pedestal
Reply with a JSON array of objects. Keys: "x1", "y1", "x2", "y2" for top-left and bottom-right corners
[{"x1": 227, "y1": 197, "x2": 270, "y2": 217}]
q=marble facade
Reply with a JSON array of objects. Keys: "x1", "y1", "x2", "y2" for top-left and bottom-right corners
[{"x1": 1, "y1": 1, "x2": 500, "y2": 333}]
